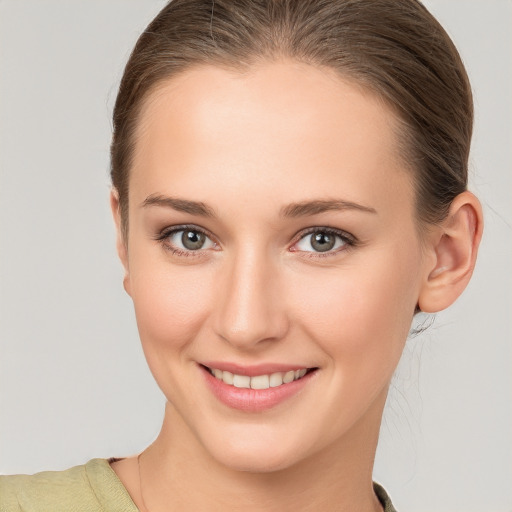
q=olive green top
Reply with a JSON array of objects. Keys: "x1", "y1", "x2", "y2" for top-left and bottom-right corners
[
  {"x1": 0, "y1": 459, "x2": 138, "y2": 512},
  {"x1": 0, "y1": 458, "x2": 397, "y2": 511}
]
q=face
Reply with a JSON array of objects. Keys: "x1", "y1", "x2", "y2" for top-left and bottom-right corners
[{"x1": 116, "y1": 61, "x2": 431, "y2": 472}]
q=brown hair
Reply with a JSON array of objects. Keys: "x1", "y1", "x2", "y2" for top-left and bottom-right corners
[{"x1": 111, "y1": 0, "x2": 473, "y2": 237}]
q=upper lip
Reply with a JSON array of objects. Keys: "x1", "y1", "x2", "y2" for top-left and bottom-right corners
[{"x1": 200, "y1": 361, "x2": 315, "y2": 377}]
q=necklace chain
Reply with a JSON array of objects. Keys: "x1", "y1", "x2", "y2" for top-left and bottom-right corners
[{"x1": 137, "y1": 452, "x2": 151, "y2": 512}]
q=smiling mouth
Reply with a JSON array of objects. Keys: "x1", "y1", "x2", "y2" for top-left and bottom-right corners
[{"x1": 203, "y1": 366, "x2": 315, "y2": 390}]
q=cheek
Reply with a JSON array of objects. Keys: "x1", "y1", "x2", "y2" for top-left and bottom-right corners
[
  {"x1": 289, "y1": 248, "x2": 421, "y2": 367},
  {"x1": 128, "y1": 253, "x2": 214, "y2": 362}
]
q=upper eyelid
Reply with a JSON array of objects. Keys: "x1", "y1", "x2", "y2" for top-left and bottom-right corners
[
  {"x1": 157, "y1": 224, "x2": 215, "y2": 241},
  {"x1": 291, "y1": 226, "x2": 356, "y2": 244}
]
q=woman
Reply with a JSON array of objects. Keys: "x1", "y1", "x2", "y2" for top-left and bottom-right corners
[{"x1": 0, "y1": 0, "x2": 485, "y2": 510}]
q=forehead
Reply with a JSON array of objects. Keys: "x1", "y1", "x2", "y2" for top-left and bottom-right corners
[{"x1": 130, "y1": 60, "x2": 412, "y2": 216}]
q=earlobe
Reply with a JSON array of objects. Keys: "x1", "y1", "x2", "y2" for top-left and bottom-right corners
[
  {"x1": 110, "y1": 188, "x2": 131, "y2": 296},
  {"x1": 418, "y1": 191, "x2": 483, "y2": 313}
]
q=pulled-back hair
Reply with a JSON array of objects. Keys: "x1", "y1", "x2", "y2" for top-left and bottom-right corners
[{"x1": 111, "y1": 0, "x2": 472, "y2": 236}]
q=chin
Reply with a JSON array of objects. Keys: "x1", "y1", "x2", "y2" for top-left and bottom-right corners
[
  {"x1": 200, "y1": 424, "x2": 310, "y2": 474},
  {"x1": 214, "y1": 446, "x2": 301, "y2": 474}
]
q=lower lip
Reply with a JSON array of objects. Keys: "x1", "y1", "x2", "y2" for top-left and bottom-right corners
[{"x1": 200, "y1": 366, "x2": 316, "y2": 412}]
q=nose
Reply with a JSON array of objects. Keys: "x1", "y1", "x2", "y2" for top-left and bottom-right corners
[{"x1": 213, "y1": 248, "x2": 289, "y2": 350}]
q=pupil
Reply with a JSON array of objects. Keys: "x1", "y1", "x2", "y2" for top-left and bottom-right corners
[
  {"x1": 182, "y1": 230, "x2": 205, "y2": 250},
  {"x1": 311, "y1": 232, "x2": 335, "y2": 252}
]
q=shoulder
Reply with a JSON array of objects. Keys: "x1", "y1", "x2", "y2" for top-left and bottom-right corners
[{"x1": 0, "y1": 458, "x2": 138, "y2": 512}]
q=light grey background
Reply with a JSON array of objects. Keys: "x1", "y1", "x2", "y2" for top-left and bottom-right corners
[{"x1": 0, "y1": 1, "x2": 510, "y2": 511}]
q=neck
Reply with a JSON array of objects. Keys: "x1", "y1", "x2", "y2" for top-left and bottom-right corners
[{"x1": 139, "y1": 396, "x2": 386, "y2": 512}]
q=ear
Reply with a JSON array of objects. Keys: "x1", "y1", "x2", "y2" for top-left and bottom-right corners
[
  {"x1": 418, "y1": 191, "x2": 483, "y2": 313},
  {"x1": 110, "y1": 188, "x2": 131, "y2": 296}
]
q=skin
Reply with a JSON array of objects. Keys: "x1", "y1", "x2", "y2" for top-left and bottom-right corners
[{"x1": 110, "y1": 60, "x2": 482, "y2": 512}]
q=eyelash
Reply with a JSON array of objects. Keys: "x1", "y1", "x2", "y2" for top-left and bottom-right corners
[
  {"x1": 155, "y1": 224, "x2": 217, "y2": 258},
  {"x1": 290, "y1": 227, "x2": 357, "y2": 259},
  {"x1": 155, "y1": 225, "x2": 358, "y2": 259}
]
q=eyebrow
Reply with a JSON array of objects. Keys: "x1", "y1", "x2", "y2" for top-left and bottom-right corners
[
  {"x1": 280, "y1": 199, "x2": 377, "y2": 217},
  {"x1": 141, "y1": 195, "x2": 377, "y2": 218},
  {"x1": 142, "y1": 194, "x2": 216, "y2": 217}
]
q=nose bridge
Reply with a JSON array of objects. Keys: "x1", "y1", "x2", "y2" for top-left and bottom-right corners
[{"x1": 214, "y1": 244, "x2": 287, "y2": 349}]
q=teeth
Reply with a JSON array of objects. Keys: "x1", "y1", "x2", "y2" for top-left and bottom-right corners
[
  {"x1": 250, "y1": 374, "x2": 270, "y2": 390},
  {"x1": 233, "y1": 374, "x2": 251, "y2": 388},
  {"x1": 209, "y1": 367, "x2": 310, "y2": 390},
  {"x1": 283, "y1": 370, "x2": 295, "y2": 383},
  {"x1": 223, "y1": 371, "x2": 234, "y2": 385},
  {"x1": 269, "y1": 372, "x2": 283, "y2": 387}
]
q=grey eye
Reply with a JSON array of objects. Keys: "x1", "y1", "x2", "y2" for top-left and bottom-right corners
[
  {"x1": 310, "y1": 232, "x2": 336, "y2": 252},
  {"x1": 181, "y1": 230, "x2": 206, "y2": 250},
  {"x1": 166, "y1": 228, "x2": 216, "y2": 252},
  {"x1": 295, "y1": 230, "x2": 346, "y2": 253}
]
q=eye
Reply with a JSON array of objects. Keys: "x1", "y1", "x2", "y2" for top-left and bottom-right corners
[
  {"x1": 158, "y1": 226, "x2": 217, "y2": 253},
  {"x1": 293, "y1": 229, "x2": 352, "y2": 254}
]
